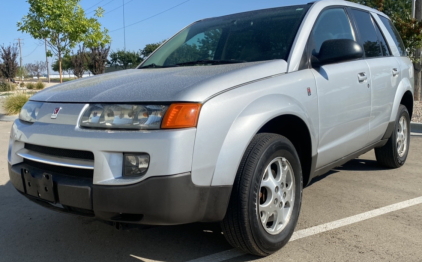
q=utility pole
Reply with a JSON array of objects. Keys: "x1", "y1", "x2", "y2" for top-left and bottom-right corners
[
  {"x1": 17, "y1": 38, "x2": 23, "y2": 68},
  {"x1": 415, "y1": 0, "x2": 422, "y2": 101},
  {"x1": 16, "y1": 38, "x2": 23, "y2": 81},
  {"x1": 123, "y1": 0, "x2": 126, "y2": 51},
  {"x1": 45, "y1": 39, "x2": 50, "y2": 83}
]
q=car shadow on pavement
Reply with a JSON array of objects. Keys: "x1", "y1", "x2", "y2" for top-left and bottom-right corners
[
  {"x1": 0, "y1": 181, "x2": 233, "y2": 262},
  {"x1": 307, "y1": 158, "x2": 386, "y2": 187}
]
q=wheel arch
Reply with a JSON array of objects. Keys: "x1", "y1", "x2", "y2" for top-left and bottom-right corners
[
  {"x1": 209, "y1": 94, "x2": 317, "y2": 187},
  {"x1": 390, "y1": 78, "x2": 414, "y2": 122},
  {"x1": 400, "y1": 90, "x2": 413, "y2": 119},
  {"x1": 258, "y1": 115, "x2": 314, "y2": 186}
]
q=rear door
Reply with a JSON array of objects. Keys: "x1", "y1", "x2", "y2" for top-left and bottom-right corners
[
  {"x1": 349, "y1": 8, "x2": 400, "y2": 143},
  {"x1": 310, "y1": 8, "x2": 372, "y2": 168}
]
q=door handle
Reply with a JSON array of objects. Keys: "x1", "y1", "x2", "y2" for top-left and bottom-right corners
[
  {"x1": 392, "y1": 68, "x2": 399, "y2": 77},
  {"x1": 358, "y1": 72, "x2": 367, "y2": 82}
]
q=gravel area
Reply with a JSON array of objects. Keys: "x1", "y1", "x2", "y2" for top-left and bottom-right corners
[{"x1": 412, "y1": 101, "x2": 422, "y2": 123}]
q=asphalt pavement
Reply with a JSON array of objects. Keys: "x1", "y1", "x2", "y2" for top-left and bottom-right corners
[{"x1": 0, "y1": 121, "x2": 421, "y2": 262}]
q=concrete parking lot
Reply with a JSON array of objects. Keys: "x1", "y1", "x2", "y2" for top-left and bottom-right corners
[{"x1": 0, "y1": 121, "x2": 421, "y2": 262}]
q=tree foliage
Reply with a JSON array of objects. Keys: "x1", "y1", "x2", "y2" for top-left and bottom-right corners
[
  {"x1": 140, "y1": 41, "x2": 165, "y2": 59},
  {"x1": 25, "y1": 61, "x2": 47, "y2": 79},
  {"x1": 109, "y1": 50, "x2": 142, "y2": 69},
  {"x1": 0, "y1": 44, "x2": 19, "y2": 81},
  {"x1": 351, "y1": 0, "x2": 422, "y2": 62},
  {"x1": 72, "y1": 46, "x2": 88, "y2": 78},
  {"x1": 52, "y1": 56, "x2": 73, "y2": 76},
  {"x1": 17, "y1": 0, "x2": 111, "y2": 83},
  {"x1": 164, "y1": 29, "x2": 222, "y2": 65},
  {"x1": 87, "y1": 46, "x2": 110, "y2": 75}
]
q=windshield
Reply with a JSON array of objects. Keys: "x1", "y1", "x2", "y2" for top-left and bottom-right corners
[{"x1": 140, "y1": 5, "x2": 310, "y2": 68}]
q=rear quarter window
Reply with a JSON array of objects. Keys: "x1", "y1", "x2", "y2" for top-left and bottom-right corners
[{"x1": 379, "y1": 15, "x2": 406, "y2": 56}]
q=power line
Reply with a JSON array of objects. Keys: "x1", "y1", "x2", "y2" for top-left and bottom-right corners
[
  {"x1": 87, "y1": 0, "x2": 116, "y2": 14},
  {"x1": 110, "y1": 0, "x2": 191, "y2": 33},
  {"x1": 23, "y1": 43, "x2": 43, "y2": 58},
  {"x1": 86, "y1": 0, "x2": 107, "y2": 11},
  {"x1": 104, "y1": 0, "x2": 135, "y2": 15}
]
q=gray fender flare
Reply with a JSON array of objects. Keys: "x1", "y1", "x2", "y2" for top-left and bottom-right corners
[
  {"x1": 390, "y1": 77, "x2": 413, "y2": 122},
  {"x1": 210, "y1": 94, "x2": 317, "y2": 186}
]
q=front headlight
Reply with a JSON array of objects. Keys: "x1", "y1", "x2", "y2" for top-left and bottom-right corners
[
  {"x1": 19, "y1": 101, "x2": 43, "y2": 123},
  {"x1": 79, "y1": 104, "x2": 169, "y2": 130}
]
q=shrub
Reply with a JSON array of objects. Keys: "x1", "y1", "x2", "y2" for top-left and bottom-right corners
[
  {"x1": 35, "y1": 81, "x2": 45, "y2": 90},
  {"x1": 3, "y1": 94, "x2": 29, "y2": 115},
  {"x1": 0, "y1": 81, "x2": 16, "y2": 92},
  {"x1": 26, "y1": 82, "x2": 35, "y2": 90},
  {"x1": 20, "y1": 82, "x2": 25, "y2": 88}
]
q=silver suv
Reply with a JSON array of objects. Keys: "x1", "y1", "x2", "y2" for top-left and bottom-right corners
[{"x1": 8, "y1": 0, "x2": 413, "y2": 256}]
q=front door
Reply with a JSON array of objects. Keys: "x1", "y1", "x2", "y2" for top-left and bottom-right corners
[{"x1": 309, "y1": 8, "x2": 372, "y2": 168}]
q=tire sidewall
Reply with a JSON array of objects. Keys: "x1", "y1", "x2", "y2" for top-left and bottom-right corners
[
  {"x1": 394, "y1": 106, "x2": 411, "y2": 166},
  {"x1": 247, "y1": 138, "x2": 303, "y2": 253}
]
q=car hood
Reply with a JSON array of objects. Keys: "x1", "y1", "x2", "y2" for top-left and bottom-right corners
[{"x1": 30, "y1": 60, "x2": 287, "y2": 103}]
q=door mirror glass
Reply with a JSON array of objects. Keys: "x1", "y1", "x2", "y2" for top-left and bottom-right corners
[{"x1": 312, "y1": 39, "x2": 363, "y2": 67}]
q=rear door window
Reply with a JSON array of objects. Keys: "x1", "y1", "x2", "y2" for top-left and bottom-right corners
[
  {"x1": 373, "y1": 18, "x2": 391, "y2": 56},
  {"x1": 379, "y1": 16, "x2": 407, "y2": 56},
  {"x1": 350, "y1": 9, "x2": 382, "y2": 58}
]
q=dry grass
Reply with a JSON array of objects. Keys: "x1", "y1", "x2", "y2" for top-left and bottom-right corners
[
  {"x1": 26, "y1": 82, "x2": 35, "y2": 90},
  {"x1": 3, "y1": 94, "x2": 30, "y2": 115},
  {"x1": 35, "y1": 81, "x2": 45, "y2": 90}
]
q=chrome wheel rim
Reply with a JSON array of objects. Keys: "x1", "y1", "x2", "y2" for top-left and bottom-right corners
[
  {"x1": 258, "y1": 157, "x2": 295, "y2": 235},
  {"x1": 397, "y1": 116, "x2": 408, "y2": 158}
]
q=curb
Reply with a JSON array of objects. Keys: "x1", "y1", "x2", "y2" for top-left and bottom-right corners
[
  {"x1": 0, "y1": 114, "x2": 18, "y2": 122},
  {"x1": 411, "y1": 122, "x2": 422, "y2": 134}
]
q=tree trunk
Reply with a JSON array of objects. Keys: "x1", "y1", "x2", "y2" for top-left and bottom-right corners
[
  {"x1": 58, "y1": 50, "x2": 63, "y2": 84},
  {"x1": 416, "y1": 0, "x2": 422, "y2": 101},
  {"x1": 415, "y1": 68, "x2": 421, "y2": 101}
]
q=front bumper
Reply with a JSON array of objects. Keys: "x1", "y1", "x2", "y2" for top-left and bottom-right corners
[{"x1": 9, "y1": 162, "x2": 231, "y2": 225}]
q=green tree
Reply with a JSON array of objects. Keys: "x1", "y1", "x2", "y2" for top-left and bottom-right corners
[
  {"x1": 52, "y1": 56, "x2": 73, "y2": 77},
  {"x1": 109, "y1": 50, "x2": 142, "y2": 69},
  {"x1": 17, "y1": 0, "x2": 111, "y2": 83},
  {"x1": 352, "y1": 0, "x2": 422, "y2": 100},
  {"x1": 351, "y1": 0, "x2": 422, "y2": 58},
  {"x1": 0, "y1": 44, "x2": 19, "y2": 81},
  {"x1": 140, "y1": 41, "x2": 165, "y2": 59}
]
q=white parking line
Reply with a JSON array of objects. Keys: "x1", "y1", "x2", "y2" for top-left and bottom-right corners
[{"x1": 184, "y1": 196, "x2": 422, "y2": 262}]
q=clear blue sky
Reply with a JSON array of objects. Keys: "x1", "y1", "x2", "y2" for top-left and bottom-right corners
[{"x1": 0, "y1": 0, "x2": 309, "y2": 71}]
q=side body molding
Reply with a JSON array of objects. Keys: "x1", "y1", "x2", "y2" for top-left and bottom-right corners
[{"x1": 191, "y1": 70, "x2": 318, "y2": 187}]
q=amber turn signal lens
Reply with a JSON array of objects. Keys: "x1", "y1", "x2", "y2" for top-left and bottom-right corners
[{"x1": 162, "y1": 103, "x2": 201, "y2": 129}]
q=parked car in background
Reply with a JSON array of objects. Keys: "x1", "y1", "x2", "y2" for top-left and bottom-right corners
[{"x1": 8, "y1": 0, "x2": 413, "y2": 256}]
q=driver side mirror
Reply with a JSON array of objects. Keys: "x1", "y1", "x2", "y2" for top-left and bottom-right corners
[{"x1": 312, "y1": 39, "x2": 363, "y2": 67}]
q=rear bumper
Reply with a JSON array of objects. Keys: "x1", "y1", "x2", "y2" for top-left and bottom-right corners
[{"x1": 9, "y1": 163, "x2": 231, "y2": 225}]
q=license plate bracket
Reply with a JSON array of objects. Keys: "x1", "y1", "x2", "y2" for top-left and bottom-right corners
[{"x1": 23, "y1": 170, "x2": 56, "y2": 203}]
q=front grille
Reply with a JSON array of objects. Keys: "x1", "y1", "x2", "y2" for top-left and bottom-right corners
[
  {"x1": 24, "y1": 143, "x2": 94, "y2": 161},
  {"x1": 24, "y1": 159, "x2": 94, "y2": 179}
]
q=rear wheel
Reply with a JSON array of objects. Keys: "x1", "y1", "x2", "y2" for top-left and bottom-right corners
[
  {"x1": 375, "y1": 105, "x2": 410, "y2": 168},
  {"x1": 221, "y1": 133, "x2": 302, "y2": 256}
]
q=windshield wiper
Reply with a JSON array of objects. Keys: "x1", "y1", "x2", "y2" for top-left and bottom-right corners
[
  {"x1": 175, "y1": 59, "x2": 246, "y2": 66},
  {"x1": 139, "y1": 63, "x2": 178, "y2": 69}
]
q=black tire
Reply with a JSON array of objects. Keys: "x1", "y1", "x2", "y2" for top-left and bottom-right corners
[
  {"x1": 375, "y1": 105, "x2": 411, "y2": 168},
  {"x1": 221, "y1": 133, "x2": 303, "y2": 256}
]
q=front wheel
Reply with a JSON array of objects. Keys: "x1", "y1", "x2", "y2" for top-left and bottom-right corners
[
  {"x1": 375, "y1": 105, "x2": 410, "y2": 168},
  {"x1": 221, "y1": 133, "x2": 303, "y2": 256}
]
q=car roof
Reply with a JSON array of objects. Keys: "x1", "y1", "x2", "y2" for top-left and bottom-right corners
[{"x1": 311, "y1": 0, "x2": 389, "y2": 18}]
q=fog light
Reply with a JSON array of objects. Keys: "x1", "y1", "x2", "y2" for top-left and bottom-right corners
[{"x1": 123, "y1": 153, "x2": 150, "y2": 177}]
